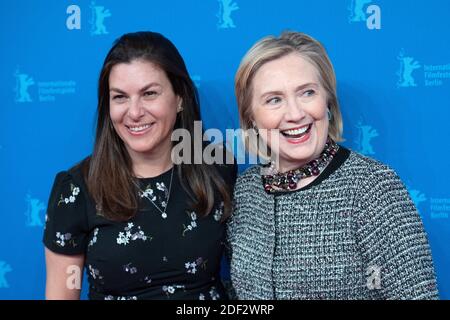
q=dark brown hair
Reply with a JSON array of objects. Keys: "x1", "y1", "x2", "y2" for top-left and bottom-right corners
[{"x1": 83, "y1": 31, "x2": 232, "y2": 221}]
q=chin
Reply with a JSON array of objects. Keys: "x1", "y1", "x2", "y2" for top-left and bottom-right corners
[
  {"x1": 126, "y1": 142, "x2": 157, "y2": 154},
  {"x1": 277, "y1": 141, "x2": 317, "y2": 167}
]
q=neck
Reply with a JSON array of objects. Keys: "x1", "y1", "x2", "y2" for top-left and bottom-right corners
[
  {"x1": 277, "y1": 154, "x2": 319, "y2": 173},
  {"x1": 128, "y1": 140, "x2": 173, "y2": 178}
]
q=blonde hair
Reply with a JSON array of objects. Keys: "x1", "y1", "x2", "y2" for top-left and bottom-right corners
[{"x1": 235, "y1": 31, "x2": 343, "y2": 158}]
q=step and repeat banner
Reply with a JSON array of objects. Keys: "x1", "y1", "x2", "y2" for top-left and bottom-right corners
[{"x1": 0, "y1": 0, "x2": 449, "y2": 299}]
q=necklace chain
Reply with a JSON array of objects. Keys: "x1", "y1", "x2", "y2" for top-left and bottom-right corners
[{"x1": 134, "y1": 167, "x2": 174, "y2": 219}]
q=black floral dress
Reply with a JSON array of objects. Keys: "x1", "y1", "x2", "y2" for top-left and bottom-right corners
[{"x1": 43, "y1": 162, "x2": 236, "y2": 300}]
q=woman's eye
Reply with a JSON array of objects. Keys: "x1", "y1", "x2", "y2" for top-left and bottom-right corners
[
  {"x1": 112, "y1": 94, "x2": 127, "y2": 101},
  {"x1": 143, "y1": 91, "x2": 157, "y2": 97},
  {"x1": 266, "y1": 97, "x2": 281, "y2": 105},
  {"x1": 303, "y1": 89, "x2": 316, "y2": 97}
]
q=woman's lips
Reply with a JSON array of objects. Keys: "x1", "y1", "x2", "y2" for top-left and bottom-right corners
[
  {"x1": 281, "y1": 124, "x2": 312, "y2": 144},
  {"x1": 125, "y1": 123, "x2": 154, "y2": 136}
]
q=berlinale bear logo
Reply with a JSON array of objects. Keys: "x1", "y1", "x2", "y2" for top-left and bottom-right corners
[
  {"x1": 348, "y1": 0, "x2": 381, "y2": 30},
  {"x1": 66, "y1": 2, "x2": 111, "y2": 35},
  {"x1": 217, "y1": 0, "x2": 239, "y2": 29}
]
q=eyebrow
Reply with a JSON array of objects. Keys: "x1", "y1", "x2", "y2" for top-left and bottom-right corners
[
  {"x1": 109, "y1": 82, "x2": 162, "y2": 94},
  {"x1": 260, "y1": 82, "x2": 319, "y2": 99}
]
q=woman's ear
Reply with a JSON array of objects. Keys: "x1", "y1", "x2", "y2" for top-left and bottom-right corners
[{"x1": 177, "y1": 96, "x2": 183, "y2": 113}]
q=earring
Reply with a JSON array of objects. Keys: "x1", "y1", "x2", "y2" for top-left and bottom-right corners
[{"x1": 327, "y1": 109, "x2": 332, "y2": 121}]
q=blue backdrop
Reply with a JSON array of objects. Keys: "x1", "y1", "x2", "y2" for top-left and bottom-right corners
[{"x1": 1, "y1": 0, "x2": 449, "y2": 299}]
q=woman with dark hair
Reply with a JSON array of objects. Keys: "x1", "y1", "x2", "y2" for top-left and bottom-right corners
[{"x1": 43, "y1": 31, "x2": 236, "y2": 300}]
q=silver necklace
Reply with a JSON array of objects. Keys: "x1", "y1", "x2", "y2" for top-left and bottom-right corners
[{"x1": 134, "y1": 167, "x2": 174, "y2": 219}]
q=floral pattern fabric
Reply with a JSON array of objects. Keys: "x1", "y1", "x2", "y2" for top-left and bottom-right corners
[{"x1": 43, "y1": 163, "x2": 236, "y2": 300}]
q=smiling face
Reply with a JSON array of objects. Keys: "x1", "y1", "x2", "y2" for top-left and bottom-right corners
[
  {"x1": 109, "y1": 59, "x2": 182, "y2": 163},
  {"x1": 251, "y1": 53, "x2": 329, "y2": 172}
]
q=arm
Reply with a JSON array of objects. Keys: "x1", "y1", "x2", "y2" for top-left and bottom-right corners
[
  {"x1": 356, "y1": 166, "x2": 439, "y2": 300},
  {"x1": 43, "y1": 170, "x2": 89, "y2": 300},
  {"x1": 45, "y1": 248, "x2": 85, "y2": 300}
]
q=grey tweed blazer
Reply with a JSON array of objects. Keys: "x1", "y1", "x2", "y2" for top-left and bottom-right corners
[{"x1": 227, "y1": 147, "x2": 439, "y2": 300}]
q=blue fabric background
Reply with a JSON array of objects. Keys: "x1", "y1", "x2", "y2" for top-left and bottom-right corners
[{"x1": 0, "y1": 0, "x2": 448, "y2": 299}]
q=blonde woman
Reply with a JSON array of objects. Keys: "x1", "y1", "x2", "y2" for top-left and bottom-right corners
[{"x1": 227, "y1": 31, "x2": 438, "y2": 300}]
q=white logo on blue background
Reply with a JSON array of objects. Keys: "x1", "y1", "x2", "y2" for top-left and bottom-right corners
[
  {"x1": 397, "y1": 50, "x2": 421, "y2": 88},
  {"x1": 355, "y1": 120, "x2": 378, "y2": 155},
  {"x1": 0, "y1": 261, "x2": 12, "y2": 288},
  {"x1": 217, "y1": 0, "x2": 239, "y2": 29},
  {"x1": 348, "y1": 0, "x2": 381, "y2": 29},
  {"x1": 348, "y1": 0, "x2": 372, "y2": 22},
  {"x1": 90, "y1": 1, "x2": 111, "y2": 35},
  {"x1": 14, "y1": 69, "x2": 34, "y2": 103},
  {"x1": 408, "y1": 188, "x2": 427, "y2": 209},
  {"x1": 25, "y1": 193, "x2": 46, "y2": 227},
  {"x1": 66, "y1": 4, "x2": 81, "y2": 30},
  {"x1": 13, "y1": 68, "x2": 77, "y2": 103}
]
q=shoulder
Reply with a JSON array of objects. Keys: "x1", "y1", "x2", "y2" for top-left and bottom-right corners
[
  {"x1": 341, "y1": 149, "x2": 401, "y2": 185},
  {"x1": 235, "y1": 165, "x2": 261, "y2": 190},
  {"x1": 49, "y1": 157, "x2": 90, "y2": 203},
  {"x1": 343, "y1": 150, "x2": 412, "y2": 212},
  {"x1": 236, "y1": 165, "x2": 261, "y2": 183},
  {"x1": 233, "y1": 165, "x2": 266, "y2": 203},
  {"x1": 345, "y1": 149, "x2": 392, "y2": 173},
  {"x1": 44, "y1": 158, "x2": 92, "y2": 255}
]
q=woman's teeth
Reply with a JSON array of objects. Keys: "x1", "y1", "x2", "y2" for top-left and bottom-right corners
[
  {"x1": 282, "y1": 124, "x2": 311, "y2": 137},
  {"x1": 128, "y1": 124, "x2": 151, "y2": 132}
]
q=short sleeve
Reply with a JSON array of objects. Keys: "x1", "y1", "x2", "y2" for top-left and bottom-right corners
[{"x1": 43, "y1": 171, "x2": 89, "y2": 255}]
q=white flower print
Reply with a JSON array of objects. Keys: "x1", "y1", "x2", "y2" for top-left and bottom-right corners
[
  {"x1": 55, "y1": 232, "x2": 76, "y2": 248},
  {"x1": 57, "y1": 184, "x2": 81, "y2": 206},
  {"x1": 185, "y1": 262, "x2": 196, "y2": 274},
  {"x1": 116, "y1": 232, "x2": 128, "y2": 245},
  {"x1": 118, "y1": 296, "x2": 137, "y2": 300},
  {"x1": 156, "y1": 182, "x2": 166, "y2": 192},
  {"x1": 143, "y1": 276, "x2": 152, "y2": 284},
  {"x1": 199, "y1": 293, "x2": 205, "y2": 300},
  {"x1": 209, "y1": 286, "x2": 220, "y2": 300},
  {"x1": 185, "y1": 257, "x2": 208, "y2": 274},
  {"x1": 139, "y1": 185, "x2": 156, "y2": 201},
  {"x1": 182, "y1": 211, "x2": 198, "y2": 236},
  {"x1": 105, "y1": 295, "x2": 137, "y2": 300},
  {"x1": 162, "y1": 284, "x2": 185, "y2": 298},
  {"x1": 88, "y1": 228, "x2": 99, "y2": 248},
  {"x1": 123, "y1": 263, "x2": 137, "y2": 274},
  {"x1": 116, "y1": 224, "x2": 150, "y2": 245},
  {"x1": 214, "y1": 202, "x2": 224, "y2": 221},
  {"x1": 139, "y1": 180, "x2": 171, "y2": 217},
  {"x1": 88, "y1": 265, "x2": 103, "y2": 281}
]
